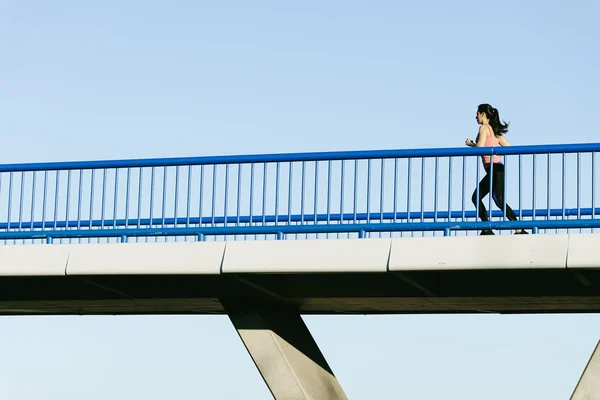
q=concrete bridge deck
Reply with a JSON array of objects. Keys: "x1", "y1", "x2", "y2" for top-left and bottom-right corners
[{"x1": 1, "y1": 234, "x2": 599, "y2": 316}]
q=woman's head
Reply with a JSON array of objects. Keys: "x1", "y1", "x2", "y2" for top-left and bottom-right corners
[{"x1": 476, "y1": 103, "x2": 509, "y2": 135}]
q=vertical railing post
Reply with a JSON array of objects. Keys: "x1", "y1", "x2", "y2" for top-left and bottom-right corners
[
  {"x1": 393, "y1": 158, "x2": 398, "y2": 224},
  {"x1": 407, "y1": 158, "x2": 412, "y2": 238},
  {"x1": 577, "y1": 152, "x2": 581, "y2": 233},
  {"x1": 461, "y1": 156, "x2": 466, "y2": 223},
  {"x1": 162, "y1": 166, "x2": 168, "y2": 229},
  {"x1": 340, "y1": 160, "x2": 346, "y2": 236},
  {"x1": 475, "y1": 157, "x2": 480, "y2": 232},
  {"x1": 288, "y1": 162, "x2": 293, "y2": 227},
  {"x1": 275, "y1": 162, "x2": 281, "y2": 227},
  {"x1": 562, "y1": 153, "x2": 566, "y2": 223},
  {"x1": 366, "y1": 159, "x2": 371, "y2": 224},
  {"x1": 547, "y1": 154, "x2": 551, "y2": 228},
  {"x1": 434, "y1": 157, "x2": 439, "y2": 224},
  {"x1": 532, "y1": 154, "x2": 537, "y2": 222},
  {"x1": 488, "y1": 152, "x2": 494, "y2": 226},
  {"x1": 186, "y1": 165, "x2": 192, "y2": 228},
  {"x1": 174, "y1": 166, "x2": 181, "y2": 230},
  {"x1": 593, "y1": 152, "x2": 596, "y2": 233},
  {"x1": 224, "y1": 164, "x2": 229, "y2": 229},
  {"x1": 519, "y1": 154, "x2": 523, "y2": 221},
  {"x1": 447, "y1": 157, "x2": 453, "y2": 226},
  {"x1": 379, "y1": 159, "x2": 385, "y2": 227},
  {"x1": 503, "y1": 155, "x2": 507, "y2": 222}
]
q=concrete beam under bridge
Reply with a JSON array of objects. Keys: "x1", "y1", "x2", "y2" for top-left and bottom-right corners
[{"x1": 222, "y1": 299, "x2": 347, "y2": 400}]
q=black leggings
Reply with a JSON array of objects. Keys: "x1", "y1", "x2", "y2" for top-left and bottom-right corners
[{"x1": 471, "y1": 163, "x2": 518, "y2": 222}]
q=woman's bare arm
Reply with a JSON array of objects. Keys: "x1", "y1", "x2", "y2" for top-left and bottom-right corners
[{"x1": 476, "y1": 126, "x2": 487, "y2": 147}]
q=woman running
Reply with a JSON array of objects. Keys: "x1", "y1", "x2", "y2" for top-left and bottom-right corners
[{"x1": 465, "y1": 104, "x2": 527, "y2": 235}]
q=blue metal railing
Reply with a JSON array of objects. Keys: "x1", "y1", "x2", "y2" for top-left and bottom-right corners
[{"x1": 0, "y1": 143, "x2": 597, "y2": 244}]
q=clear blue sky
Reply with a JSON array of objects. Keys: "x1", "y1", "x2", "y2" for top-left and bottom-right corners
[{"x1": 1, "y1": 1, "x2": 599, "y2": 399}]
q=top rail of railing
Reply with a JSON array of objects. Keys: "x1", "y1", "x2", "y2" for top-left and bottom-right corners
[{"x1": 1, "y1": 143, "x2": 599, "y2": 172}]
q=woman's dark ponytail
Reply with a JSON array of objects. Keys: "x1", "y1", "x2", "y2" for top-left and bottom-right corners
[{"x1": 478, "y1": 103, "x2": 509, "y2": 136}]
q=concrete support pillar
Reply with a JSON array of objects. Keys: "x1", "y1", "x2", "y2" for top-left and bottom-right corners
[
  {"x1": 222, "y1": 300, "x2": 348, "y2": 400},
  {"x1": 571, "y1": 340, "x2": 600, "y2": 400}
]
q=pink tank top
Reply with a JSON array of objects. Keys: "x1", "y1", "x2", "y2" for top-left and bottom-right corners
[{"x1": 481, "y1": 126, "x2": 501, "y2": 165}]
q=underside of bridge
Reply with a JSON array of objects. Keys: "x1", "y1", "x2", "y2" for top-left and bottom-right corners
[
  {"x1": 1, "y1": 268, "x2": 599, "y2": 315},
  {"x1": 2, "y1": 271, "x2": 600, "y2": 399}
]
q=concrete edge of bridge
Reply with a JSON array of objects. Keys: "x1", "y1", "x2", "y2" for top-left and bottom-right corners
[{"x1": 3, "y1": 233, "x2": 600, "y2": 276}]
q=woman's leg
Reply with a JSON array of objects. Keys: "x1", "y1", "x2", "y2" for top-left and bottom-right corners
[
  {"x1": 491, "y1": 166, "x2": 518, "y2": 221},
  {"x1": 472, "y1": 169, "x2": 491, "y2": 222},
  {"x1": 491, "y1": 165, "x2": 527, "y2": 233}
]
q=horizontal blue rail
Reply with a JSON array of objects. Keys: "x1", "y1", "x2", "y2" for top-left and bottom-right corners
[
  {"x1": 1, "y1": 143, "x2": 599, "y2": 172},
  {"x1": 3, "y1": 219, "x2": 600, "y2": 243},
  {"x1": 0, "y1": 207, "x2": 598, "y2": 230},
  {"x1": 0, "y1": 143, "x2": 596, "y2": 243}
]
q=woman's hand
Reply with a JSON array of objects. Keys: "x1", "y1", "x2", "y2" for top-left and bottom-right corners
[{"x1": 465, "y1": 138, "x2": 475, "y2": 147}]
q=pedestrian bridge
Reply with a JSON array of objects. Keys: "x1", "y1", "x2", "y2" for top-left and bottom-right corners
[
  {"x1": 1, "y1": 143, "x2": 599, "y2": 399},
  {"x1": 1, "y1": 142, "x2": 599, "y2": 315}
]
